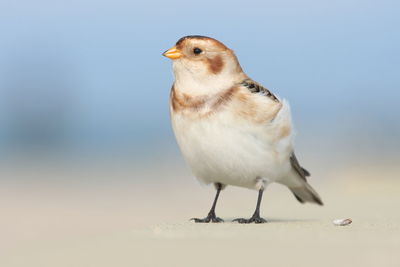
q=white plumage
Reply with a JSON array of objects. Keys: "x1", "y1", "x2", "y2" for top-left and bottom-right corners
[{"x1": 171, "y1": 97, "x2": 294, "y2": 190}]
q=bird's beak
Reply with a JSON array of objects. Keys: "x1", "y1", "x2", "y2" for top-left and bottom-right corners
[{"x1": 162, "y1": 46, "x2": 182, "y2": 60}]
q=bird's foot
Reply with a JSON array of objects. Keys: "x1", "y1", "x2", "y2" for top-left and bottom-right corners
[
  {"x1": 190, "y1": 211, "x2": 224, "y2": 223},
  {"x1": 233, "y1": 214, "x2": 267, "y2": 224}
]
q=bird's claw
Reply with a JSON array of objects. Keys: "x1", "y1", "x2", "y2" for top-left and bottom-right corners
[
  {"x1": 233, "y1": 215, "x2": 267, "y2": 224},
  {"x1": 190, "y1": 213, "x2": 224, "y2": 223}
]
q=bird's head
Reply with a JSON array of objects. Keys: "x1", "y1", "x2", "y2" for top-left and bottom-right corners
[{"x1": 163, "y1": 35, "x2": 246, "y2": 95}]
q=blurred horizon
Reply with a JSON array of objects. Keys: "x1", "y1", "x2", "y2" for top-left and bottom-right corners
[{"x1": 0, "y1": 0, "x2": 399, "y2": 169}]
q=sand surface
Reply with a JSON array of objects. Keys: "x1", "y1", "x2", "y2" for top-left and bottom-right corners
[{"x1": 1, "y1": 163, "x2": 399, "y2": 267}]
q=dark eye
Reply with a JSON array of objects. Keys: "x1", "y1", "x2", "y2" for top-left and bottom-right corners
[{"x1": 193, "y1": 47, "x2": 202, "y2": 55}]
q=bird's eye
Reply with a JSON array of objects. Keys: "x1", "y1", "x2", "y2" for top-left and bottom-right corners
[{"x1": 193, "y1": 48, "x2": 202, "y2": 55}]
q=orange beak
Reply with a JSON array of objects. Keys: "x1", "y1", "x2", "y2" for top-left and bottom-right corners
[{"x1": 162, "y1": 46, "x2": 182, "y2": 59}]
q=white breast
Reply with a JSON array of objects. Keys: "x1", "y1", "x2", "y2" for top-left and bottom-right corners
[{"x1": 170, "y1": 102, "x2": 294, "y2": 190}]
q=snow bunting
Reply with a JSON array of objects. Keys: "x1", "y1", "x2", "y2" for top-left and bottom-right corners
[{"x1": 163, "y1": 35, "x2": 323, "y2": 223}]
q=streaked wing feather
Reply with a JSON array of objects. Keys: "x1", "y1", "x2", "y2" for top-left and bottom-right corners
[{"x1": 241, "y1": 79, "x2": 279, "y2": 102}]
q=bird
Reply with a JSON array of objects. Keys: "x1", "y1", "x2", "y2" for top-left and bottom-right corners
[{"x1": 162, "y1": 35, "x2": 323, "y2": 224}]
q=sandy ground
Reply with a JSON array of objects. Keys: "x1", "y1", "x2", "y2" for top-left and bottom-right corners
[{"x1": 1, "y1": 162, "x2": 399, "y2": 267}]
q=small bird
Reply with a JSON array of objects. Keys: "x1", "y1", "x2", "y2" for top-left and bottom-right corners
[{"x1": 163, "y1": 35, "x2": 322, "y2": 223}]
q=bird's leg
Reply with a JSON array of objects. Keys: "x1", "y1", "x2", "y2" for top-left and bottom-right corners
[
  {"x1": 233, "y1": 189, "x2": 267, "y2": 224},
  {"x1": 191, "y1": 183, "x2": 224, "y2": 223}
]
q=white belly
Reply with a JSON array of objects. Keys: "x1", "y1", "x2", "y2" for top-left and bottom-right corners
[{"x1": 171, "y1": 111, "x2": 292, "y2": 189}]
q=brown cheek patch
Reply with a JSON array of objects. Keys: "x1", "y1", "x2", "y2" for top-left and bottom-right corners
[{"x1": 207, "y1": 55, "x2": 224, "y2": 74}]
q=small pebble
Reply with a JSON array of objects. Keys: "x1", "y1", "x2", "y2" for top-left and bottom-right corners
[{"x1": 333, "y1": 218, "x2": 352, "y2": 226}]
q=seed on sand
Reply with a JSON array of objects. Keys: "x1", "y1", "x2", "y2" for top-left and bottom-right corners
[{"x1": 333, "y1": 218, "x2": 352, "y2": 226}]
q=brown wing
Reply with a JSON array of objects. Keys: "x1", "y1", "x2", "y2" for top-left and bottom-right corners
[{"x1": 290, "y1": 152, "x2": 311, "y2": 181}]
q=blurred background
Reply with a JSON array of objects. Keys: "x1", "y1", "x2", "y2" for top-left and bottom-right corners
[
  {"x1": 0, "y1": 0, "x2": 399, "y2": 169},
  {"x1": 0, "y1": 1, "x2": 399, "y2": 266}
]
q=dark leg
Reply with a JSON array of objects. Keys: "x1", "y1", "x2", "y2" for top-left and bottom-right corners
[
  {"x1": 233, "y1": 189, "x2": 267, "y2": 224},
  {"x1": 191, "y1": 183, "x2": 224, "y2": 223}
]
